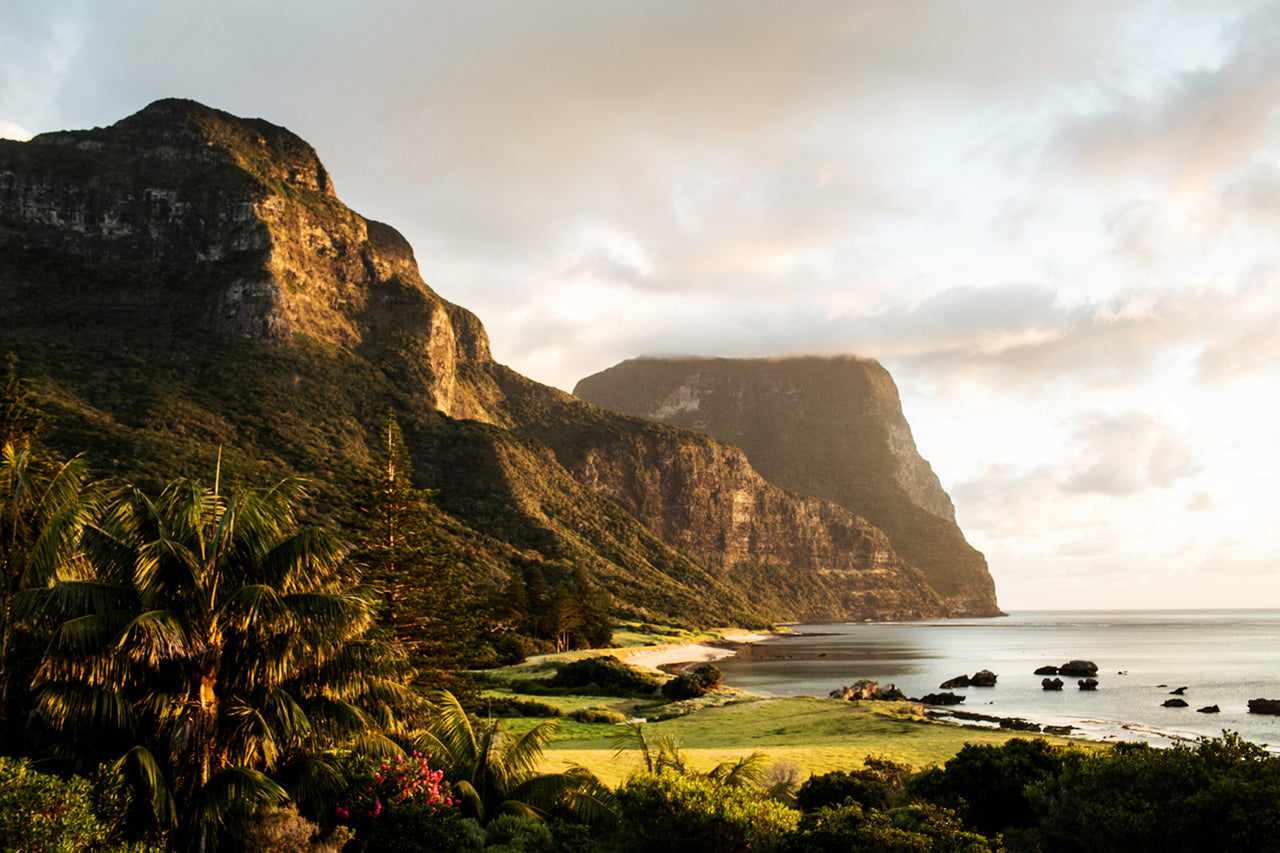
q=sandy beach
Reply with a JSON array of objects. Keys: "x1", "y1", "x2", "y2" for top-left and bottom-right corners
[{"x1": 619, "y1": 631, "x2": 777, "y2": 673}]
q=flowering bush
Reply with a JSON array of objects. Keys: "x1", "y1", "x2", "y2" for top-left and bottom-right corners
[{"x1": 336, "y1": 751, "x2": 455, "y2": 832}]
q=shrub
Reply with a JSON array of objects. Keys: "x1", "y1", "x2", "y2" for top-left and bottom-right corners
[
  {"x1": 546, "y1": 656, "x2": 661, "y2": 697},
  {"x1": 482, "y1": 813, "x2": 553, "y2": 851},
  {"x1": 908, "y1": 737, "x2": 1066, "y2": 835},
  {"x1": 661, "y1": 664, "x2": 722, "y2": 701},
  {"x1": 786, "y1": 801, "x2": 994, "y2": 853},
  {"x1": 796, "y1": 756, "x2": 912, "y2": 812},
  {"x1": 335, "y1": 750, "x2": 459, "y2": 849},
  {"x1": 612, "y1": 770, "x2": 798, "y2": 853},
  {"x1": 0, "y1": 756, "x2": 107, "y2": 853},
  {"x1": 570, "y1": 707, "x2": 629, "y2": 724},
  {"x1": 483, "y1": 695, "x2": 565, "y2": 718}
]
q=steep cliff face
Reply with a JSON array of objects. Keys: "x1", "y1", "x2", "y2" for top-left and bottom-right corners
[
  {"x1": 0, "y1": 99, "x2": 968, "y2": 626},
  {"x1": 0, "y1": 98, "x2": 490, "y2": 420},
  {"x1": 574, "y1": 356, "x2": 1001, "y2": 617}
]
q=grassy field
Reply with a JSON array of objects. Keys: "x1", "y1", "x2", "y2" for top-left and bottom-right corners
[
  {"x1": 486, "y1": 689, "x2": 1085, "y2": 787},
  {"x1": 479, "y1": 634, "x2": 1091, "y2": 787}
]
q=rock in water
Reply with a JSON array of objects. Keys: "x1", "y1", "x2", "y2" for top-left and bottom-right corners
[
  {"x1": 1042, "y1": 678, "x2": 1064, "y2": 691},
  {"x1": 1058, "y1": 660, "x2": 1098, "y2": 677},
  {"x1": 1163, "y1": 698, "x2": 1189, "y2": 708},
  {"x1": 574, "y1": 356, "x2": 1002, "y2": 617},
  {"x1": 830, "y1": 680, "x2": 906, "y2": 702},
  {"x1": 1248, "y1": 698, "x2": 1280, "y2": 715},
  {"x1": 917, "y1": 692, "x2": 966, "y2": 706},
  {"x1": 1196, "y1": 705, "x2": 1220, "y2": 714},
  {"x1": 969, "y1": 669, "x2": 998, "y2": 687},
  {"x1": 1078, "y1": 678, "x2": 1098, "y2": 690},
  {"x1": 1034, "y1": 665, "x2": 1059, "y2": 675},
  {"x1": 940, "y1": 675, "x2": 971, "y2": 689}
]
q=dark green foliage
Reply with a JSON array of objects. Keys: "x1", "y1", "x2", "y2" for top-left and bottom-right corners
[
  {"x1": 796, "y1": 756, "x2": 912, "y2": 813},
  {"x1": 908, "y1": 737, "x2": 1066, "y2": 836},
  {"x1": 353, "y1": 413, "x2": 483, "y2": 676},
  {"x1": 28, "y1": 477, "x2": 420, "y2": 851},
  {"x1": 482, "y1": 696, "x2": 565, "y2": 718},
  {"x1": 610, "y1": 770, "x2": 798, "y2": 853},
  {"x1": 545, "y1": 656, "x2": 660, "y2": 698},
  {"x1": 364, "y1": 806, "x2": 482, "y2": 853},
  {"x1": 660, "y1": 663, "x2": 723, "y2": 701},
  {"x1": 569, "y1": 708, "x2": 629, "y2": 724},
  {"x1": 1027, "y1": 733, "x2": 1280, "y2": 853},
  {"x1": 785, "y1": 801, "x2": 994, "y2": 853},
  {"x1": 0, "y1": 755, "x2": 107, "y2": 852}
]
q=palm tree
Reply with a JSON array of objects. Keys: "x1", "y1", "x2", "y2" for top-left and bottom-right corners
[
  {"x1": 611, "y1": 722, "x2": 772, "y2": 788},
  {"x1": 416, "y1": 690, "x2": 616, "y2": 827},
  {"x1": 30, "y1": 476, "x2": 420, "y2": 851},
  {"x1": 0, "y1": 443, "x2": 100, "y2": 739}
]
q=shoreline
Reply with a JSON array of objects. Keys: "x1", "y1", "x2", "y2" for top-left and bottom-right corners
[
  {"x1": 617, "y1": 630, "x2": 779, "y2": 673},
  {"x1": 619, "y1": 627, "x2": 1278, "y2": 752}
]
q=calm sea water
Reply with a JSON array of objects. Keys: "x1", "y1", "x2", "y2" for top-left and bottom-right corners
[{"x1": 713, "y1": 610, "x2": 1280, "y2": 750}]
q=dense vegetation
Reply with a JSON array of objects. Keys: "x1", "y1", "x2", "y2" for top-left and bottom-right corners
[{"x1": 5, "y1": 361, "x2": 1280, "y2": 851}]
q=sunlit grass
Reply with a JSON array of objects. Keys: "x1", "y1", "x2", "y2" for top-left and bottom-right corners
[{"x1": 517, "y1": 695, "x2": 1087, "y2": 787}]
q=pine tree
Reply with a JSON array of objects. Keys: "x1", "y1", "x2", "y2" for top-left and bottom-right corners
[{"x1": 355, "y1": 414, "x2": 479, "y2": 677}]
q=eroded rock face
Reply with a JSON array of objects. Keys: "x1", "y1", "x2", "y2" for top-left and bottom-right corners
[
  {"x1": 574, "y1": 356, "x2": 1002, "y2": 616},
  {"x1": 0, "y1": 99, "x2": 492, "y2": 421},
  {"x1": 0, "y1": 98, "x2": 977, "y2": 627},
  {"x1": 569, "y1": 428, "x2": 948, "y2": 622}
]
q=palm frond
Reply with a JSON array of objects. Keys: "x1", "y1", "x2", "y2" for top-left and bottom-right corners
[
  {"x1": 113, "y1": 745, "x2": 177, "y2": 829},
  {"x1": 190, "y1": 766, "x2": 289, "y2": 834},
  {"x1": 706, "y1": 751, "x2": 771, "y2": 788},
  {"x1": 117, "y1": 609, "x2": 190, "y2": 665}
]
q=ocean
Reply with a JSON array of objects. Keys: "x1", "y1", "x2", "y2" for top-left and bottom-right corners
[{"x1": 712, "y1": 610, "x2": 1280, "y2": 750}]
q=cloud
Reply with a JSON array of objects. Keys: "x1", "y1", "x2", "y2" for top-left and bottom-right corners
[
  {"x1": 1063, "y1": 410, "x2": 1201, "y2": 496},
  {"x1": 0, "y1": 121, "x2": 32, "y2": 141}
]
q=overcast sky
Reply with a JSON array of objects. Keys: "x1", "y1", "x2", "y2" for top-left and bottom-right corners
[{"x1": 4, "y1": 0, "x2": 1279, "y2": 610}]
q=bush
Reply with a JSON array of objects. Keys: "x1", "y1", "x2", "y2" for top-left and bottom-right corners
[
  {"x1": 0, "y1": 756, "x2": 107, "y2": 853},
  {"x1": 661, "y1": 664, "x2": 722, "y2": 701},
  {"x1": 483, "y1": 813, "x2": 553, "y2": 851},
  {"x1": 908, "y1": 737, "x2": 1066, "y2": 836},
  {"x1": 796, "y1": 756, "x2": 912, "y2": 812},
  {"x1": 545, "y1": 656, "x2": 660, "y2": 697},
  {"x1": 569, "y1": 707, "x2": 629, "y2": 724},
  {"x1": 786, "y1": 801, "x2": 994, "y2": 853},
  {"x1": 611, "y1": 770, "x2": 798, "y2": 853},
  {"x1": 483, "y1": 696, "x2": 565, "y2": 718}
]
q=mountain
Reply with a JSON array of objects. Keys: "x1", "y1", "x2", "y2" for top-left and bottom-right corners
[
  {"x1": 574, "y1": 356, "x2": 1001, "y2": 617},
  {"x1": 0, "y1": 98, "x2": 977, "y2": 627}
]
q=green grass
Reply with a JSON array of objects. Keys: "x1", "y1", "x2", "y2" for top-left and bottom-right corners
[{"x1": 518, "y1": 695, "x2": 1086, "y2": 787}]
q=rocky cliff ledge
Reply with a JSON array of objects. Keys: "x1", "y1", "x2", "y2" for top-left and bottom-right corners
[{"x1": 574, "y1": 356, "x2": 1002, "y2": 617}]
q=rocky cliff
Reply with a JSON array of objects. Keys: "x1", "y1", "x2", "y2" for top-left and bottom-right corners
[
  {"x1": 574, "y1": 356, "x2": 1001, "y2": 617},
  {"x1": 0, "y1": 99, "x2": 970, "y2": 625}
]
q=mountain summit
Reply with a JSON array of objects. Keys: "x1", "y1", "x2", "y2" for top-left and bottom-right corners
[
  {"x1": 575, "y1": 356, "x2": 1001, "y2": 617},
  {"x1": 1, "y1": 99, "x2": 993, "y2": 626}
]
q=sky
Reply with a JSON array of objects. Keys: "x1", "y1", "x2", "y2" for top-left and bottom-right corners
[{"x1": 3, "y1": 0, "x2": 1279, "y2": 610}]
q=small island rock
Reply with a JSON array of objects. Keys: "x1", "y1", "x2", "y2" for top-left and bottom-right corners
[
  {"x1": 1169, "y1": 686, "x2": 1187, "y2": 695},
  {"x1": 1058, "y1": 660, "x2": 1098, "y2": 677},
  {"x1": 1078, "y1": 678, "x2": 1098, "y2": 690},
  {"x1": 1163, "y1": 698, "x2": 1189, "y2": 708},
  {"x1": 1248, "y1": 698, "x2": 1280, "y2": 715},
  {"x1": 829, "y1": 680, "x2": 906, "y2": 702},
  {"x1": 1196, "y1": 705, "x2": 1220, "y2": 714},
  {"x1": 1042, "y1": 677, "x2": 1064, "y2": 691},
  {"x1": 970, "y1": 669, "x2": 998, "y2": 687},
  {"x1": 1034, "y1": 665, "x2": 1059, "y2": 675},
  {"x1": 940, "y1": 675, "x2": 971, "y2": 689},
  {"x1": 917, "y1": 692, "x2": 966, "y2": 706}
]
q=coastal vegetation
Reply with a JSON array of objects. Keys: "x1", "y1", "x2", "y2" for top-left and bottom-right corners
[{"x1": 6, "y1": 364, "x2": 1280, "y2": 851}]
